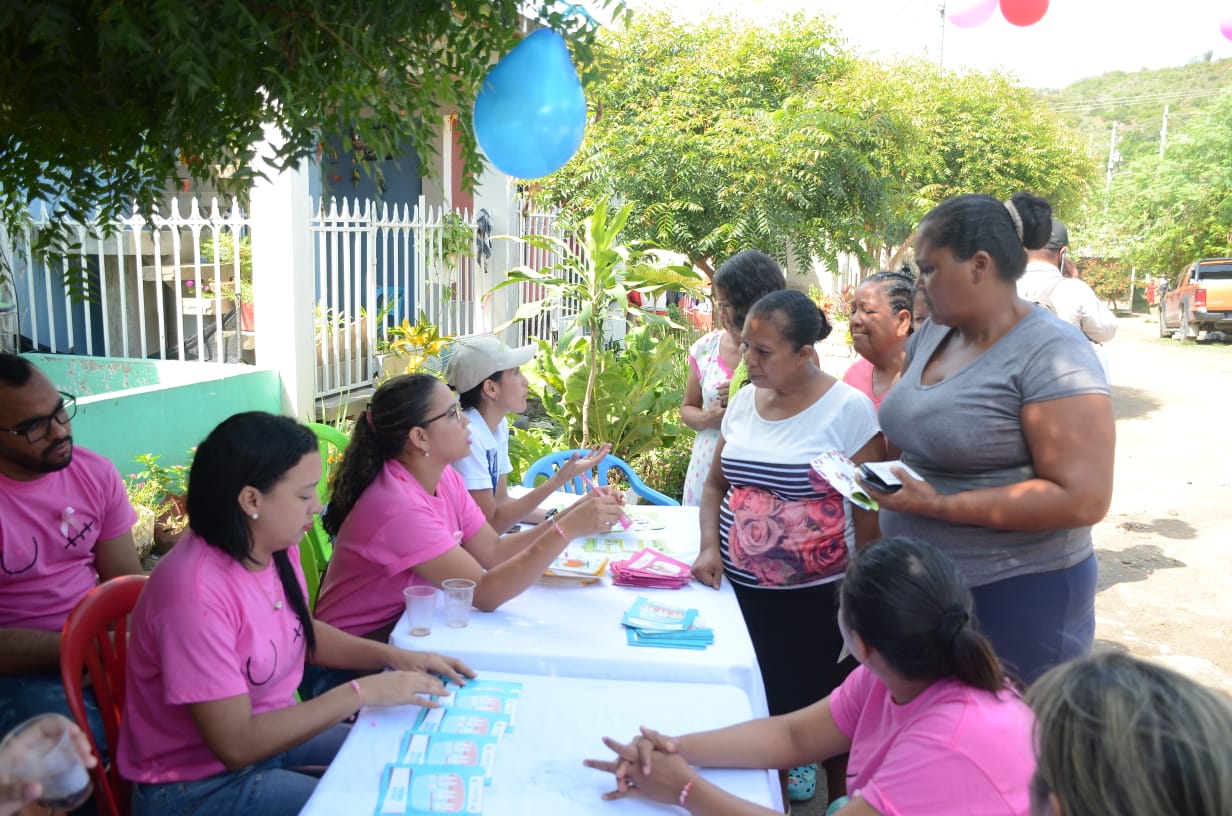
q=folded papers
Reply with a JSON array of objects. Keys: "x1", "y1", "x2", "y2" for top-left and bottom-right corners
[
  {"x1": 621, "y1": 596, "x2": 713, "y2": 650},
  {"x1": 609, "y1": 548, "x2": 693, "y2": 588}
]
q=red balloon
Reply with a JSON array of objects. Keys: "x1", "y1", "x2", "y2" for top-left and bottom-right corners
[{"x1": 999, "y1": 0, "x2": 1049, "y2": 27}]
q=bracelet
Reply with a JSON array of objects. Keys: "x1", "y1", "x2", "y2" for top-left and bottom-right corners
[
  {"x1": 550, "y1": 519, "x2": 568, "y2": 540},
  {"x1": 679, "y1": 775, "x2": 699, "y2": 807},
  {"x1": 348, "y1": 679, "x2": 363, "y2": 710}
]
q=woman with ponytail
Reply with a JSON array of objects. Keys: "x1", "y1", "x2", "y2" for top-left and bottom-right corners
[
  {"x1": 588, "y1": 537, "x2": 1034, "y2": 815},
  {"x1": 118, "y1": 413, "x2": 473, "y2": 816},
  {"x1": 313, "y1": 373, "x2": 624, "y2": 645}
]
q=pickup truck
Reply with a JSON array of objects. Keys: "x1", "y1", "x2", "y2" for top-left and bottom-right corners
[{"x1": 1159, "y1": 257, "x2": 1232, "y2": 340}]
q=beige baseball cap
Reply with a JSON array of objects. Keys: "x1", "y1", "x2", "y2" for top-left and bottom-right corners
[{"x1": 445, "y1": 335, "x2": 536, "y2": 393}]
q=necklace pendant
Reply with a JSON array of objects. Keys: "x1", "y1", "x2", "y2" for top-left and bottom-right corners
[{"x1": 274, "y1": 600, "x2": 283, "y2": 610}]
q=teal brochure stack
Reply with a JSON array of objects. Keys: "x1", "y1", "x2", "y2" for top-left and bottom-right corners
[{"x1": 621, "y1": 596, "x2": 714, "y2": 650}]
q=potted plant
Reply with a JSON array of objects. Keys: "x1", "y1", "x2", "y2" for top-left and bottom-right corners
[
  {"x1": 378, "y1": 311, "x2": 452, "y2": 380},
  {"x1": 127, "y1": 451, "x2": 193, "y2": 553},
  {"x1": 200, "y1": 232, "x2": 253, "y2": 329}
]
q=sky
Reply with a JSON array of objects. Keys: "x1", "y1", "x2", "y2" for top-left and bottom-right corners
[{"x1": 625, "y1": 0, "x2": 1232, "y2": 89}]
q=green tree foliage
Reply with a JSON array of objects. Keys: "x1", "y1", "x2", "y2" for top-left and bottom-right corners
[
  {"x1": 1097, "y1": 90, "x2": 1232, "y2": 276},
  {"x1": 825, "y1": 58, "x2": 1096, "y2": 267},
  {"x1": 0, "y1": 0, "x2": 623, "y2": 255},
  {"x1": 536, "y1": 12, "x2": 890, "y2": 275},
  {"x1": 537, "y1": 12, "x2": 1094, "y2": 275}
]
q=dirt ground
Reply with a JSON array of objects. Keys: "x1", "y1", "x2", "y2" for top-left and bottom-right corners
[
  {"x1": 793, "y1": 314, "x2": 1232, "y2": 815},
  {"x1": 1090, "y1": 314, "x2": 1232, "y2": 692}
]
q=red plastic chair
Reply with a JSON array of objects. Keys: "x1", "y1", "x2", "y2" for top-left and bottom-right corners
[{"x1": 60, "y1": 574, "x2": 148, "y2": 816}]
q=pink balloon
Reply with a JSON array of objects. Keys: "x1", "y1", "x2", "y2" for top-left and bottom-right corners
[
  {"x1": 1221, "y1": 15, "x2": 1232, "y2": 42},
  {"x1": 948, "y1": 0, "x2": 998, "y2": 28},
  {"x1": 1000, "y1": 0, "x2": 1049, "y2": 27}
]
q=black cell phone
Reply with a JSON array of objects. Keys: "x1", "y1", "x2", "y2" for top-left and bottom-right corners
[{"x1": 859, "y1": 463, "x2": 902, "y2": 493}]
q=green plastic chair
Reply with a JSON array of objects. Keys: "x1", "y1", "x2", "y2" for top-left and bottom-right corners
[{"x1": 300, "y1": 422, "x2": 351, "y2": 606}]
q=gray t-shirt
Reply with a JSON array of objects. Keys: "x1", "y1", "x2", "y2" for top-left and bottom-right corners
[{"x1": 878, "y1": 308, "x2": 1110, "y2": 586}]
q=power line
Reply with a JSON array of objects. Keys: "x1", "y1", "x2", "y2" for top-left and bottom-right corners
[{"x1": 1049, "y1": 86, "x2": 1229, "y2": 114}]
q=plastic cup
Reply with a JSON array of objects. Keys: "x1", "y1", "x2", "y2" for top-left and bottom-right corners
[
  {"x1": 403, "y1": 585, "x2": 437, "y2": 637},
  {"x1": 441, "y1": 578, "x2": 477, "y2": 628},
  {"x1": 0, "y1": 713, "x2": 92, "y2": 811}
]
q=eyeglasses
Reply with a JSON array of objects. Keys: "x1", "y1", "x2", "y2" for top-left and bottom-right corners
[
  {"x1": 421, "y1": 401, "x2": 463, "y2": 426},
  {"x1": 0, "y1": 392, "x2": 77, "y2": 443}
]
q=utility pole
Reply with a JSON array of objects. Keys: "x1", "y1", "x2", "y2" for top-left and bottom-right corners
[
  {"x1": 1105, "y1": 121, "x2": 1119, "y2": 190},
  {"x1": 1160, "y1": 105, "x2": 1170, "y2": 157},
  {"x1": 938, "y1": 1, "x2": 946, "y2": 70}
]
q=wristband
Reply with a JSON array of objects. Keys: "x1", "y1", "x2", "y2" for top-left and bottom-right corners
[
  {"x1": 544, "y1": 507, "x2": 559, "y2": 519},
  {"x1": 551, "y1": 519, "x2": 568, "y2": 540},
  {"x1": 679, "y1": 775, "x2": 699, "y2": 807},
  {"x1": 349, "y1": 679, "x2": 363, "y2": 710}
]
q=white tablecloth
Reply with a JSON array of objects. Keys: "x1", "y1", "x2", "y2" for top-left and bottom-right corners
[
  {"x1": 300, "y1": 671, "x2": 782, "y2": 815},
  {"x1": 389, "y1": 506, "x2": 768, "y2": 718}
]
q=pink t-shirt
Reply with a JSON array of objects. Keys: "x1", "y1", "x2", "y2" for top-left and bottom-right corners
[
  {"x1": 829, "y1": 665, "x2": 1034, "y2": 816},
  {"x1": 841, "y1": 357, "x2": 887, "y2": 412},
  {"x1": 0, "y1": 447, "x2": 137, "y2": 631},
  {"x1": 314, "y1": 461, "x2": 486, "y2": 636},
  {"x1": 118, "y1": 532, "x2": 308, "y2": 784}
]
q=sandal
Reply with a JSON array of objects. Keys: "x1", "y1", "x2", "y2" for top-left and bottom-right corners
[{"x1": 787, "y1": 763, "x2": 818, "y2": 802}]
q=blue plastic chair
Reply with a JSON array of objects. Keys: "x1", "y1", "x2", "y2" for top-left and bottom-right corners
[{"x1": 521, "y1": 449, "x2": 680, "y2": 506}]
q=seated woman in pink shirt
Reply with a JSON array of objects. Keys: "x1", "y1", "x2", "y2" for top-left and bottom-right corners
[
  {"x1": 842, "y1": 270, "x2": 916, "y2": 411},
  {"x1": 586, "y1": 536, "x2": 1035, "y2": 816},
  {"x1": 118, "y1": 413, "x2": 473, "y2": 816},
  {"x1": 313, "y1": 373, "x2": 624, "y2": 641}
]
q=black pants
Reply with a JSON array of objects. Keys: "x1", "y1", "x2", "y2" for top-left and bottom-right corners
[{"x1": 731, "y1": 579, "x2": 856, "y2": 717}]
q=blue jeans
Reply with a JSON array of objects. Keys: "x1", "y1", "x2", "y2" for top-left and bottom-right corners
[
  {"x1": 0, "y1": 672, "x2": 107, "y2": 758},
  {"x1": 131, "y1": 724, "x2": 350, "y2": 816},
  {"x1": 970, "y1": 554, "x2": 1097, "y2": 686},
  {"x1": 298, "y1": 664, "x2": 360, "y2": 702}
]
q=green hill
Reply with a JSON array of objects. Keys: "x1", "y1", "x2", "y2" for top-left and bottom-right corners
[{"x1": 1044, "y1": 57, "x2": 1232, "y2": 164}]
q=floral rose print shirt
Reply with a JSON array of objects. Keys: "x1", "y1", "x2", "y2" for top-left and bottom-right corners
[{"x1": 717, "y1": 381, "x2": 879, "y2": 589}]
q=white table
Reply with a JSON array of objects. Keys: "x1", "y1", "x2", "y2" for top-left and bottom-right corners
[
  {"x1": 389, "y1": 506, "x2": 768, "y2": 718},
  {"x1": 300, "y1": 671, "x2": 783, "y2": 815}
]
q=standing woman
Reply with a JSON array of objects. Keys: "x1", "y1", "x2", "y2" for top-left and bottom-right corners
[
  {"x1": 680, "y1": 251, "x2": 786, "y2": 506},
  {"x1": 119, "y1": 413, "x2": 472, "y2": 816},
  {"x1": 872, "y1": 193, "x2": 1114, "y2": 686},
  {"x1": 314, "y1": 374, "x2": 623, "y2": 643},
  {"x1": 691, "y1": 290, "x2": 882, "y2": 803},
  {"x1": 842, "y1": 270, "x2": 916, "y2": 411}
]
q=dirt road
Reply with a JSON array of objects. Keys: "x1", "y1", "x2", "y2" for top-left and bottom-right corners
[{"x1": 1095, "y1": 315, "x2": 1232, "y2": 691}]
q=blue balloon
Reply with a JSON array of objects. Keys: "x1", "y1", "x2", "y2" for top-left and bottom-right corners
[{"x1": 473, "y1": 29, "x2": 587, "y2": 179}]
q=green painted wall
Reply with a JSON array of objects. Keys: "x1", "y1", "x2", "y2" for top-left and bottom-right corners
[{"x1": 24, "y1": 354, "x2": 283, "y2": 474}]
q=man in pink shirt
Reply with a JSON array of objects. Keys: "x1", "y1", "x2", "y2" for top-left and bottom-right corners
[{"x1": 0, "y1": 354, "x2": 141, "y2": 746}]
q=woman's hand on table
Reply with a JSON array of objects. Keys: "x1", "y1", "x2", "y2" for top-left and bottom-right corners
[
  {"x1": 561, "y1": 492, "x2": 627, "y2": 536},
  {"x1": 387, "y1": 649, "x2": 475, "y2": 686},
  {"x1": 357, "y1": 670, "x2": 448, "y2": 708},
  {"x1": 691, "y1": 548, "x2": 724, "y2": 589},
  {"x1": 585, "y1": 728, "x2": 693, "y2": 803}
]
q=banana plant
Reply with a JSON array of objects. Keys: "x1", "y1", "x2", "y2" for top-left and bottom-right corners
[{"x1": 493, "y1": 200, "x2": 707, "y2": 446}]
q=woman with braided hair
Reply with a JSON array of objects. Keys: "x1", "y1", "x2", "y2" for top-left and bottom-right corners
[
  {"x1": 843, "y1": 270, "x2": 918, "y2": 411},
  {"x1": 587, "y1": 536, "x2": 1034, "y2": 816}
]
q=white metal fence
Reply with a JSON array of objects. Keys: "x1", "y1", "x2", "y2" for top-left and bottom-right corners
[
  {"x1": 2, "y1": 199, "x2": 252, "y2": 364},
  {"x1": 311, "y1": 195, "x2": 480, "y2": 400},
  {"x1": 1, "y1": 196, "x2": 487, "y2": 404}
]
